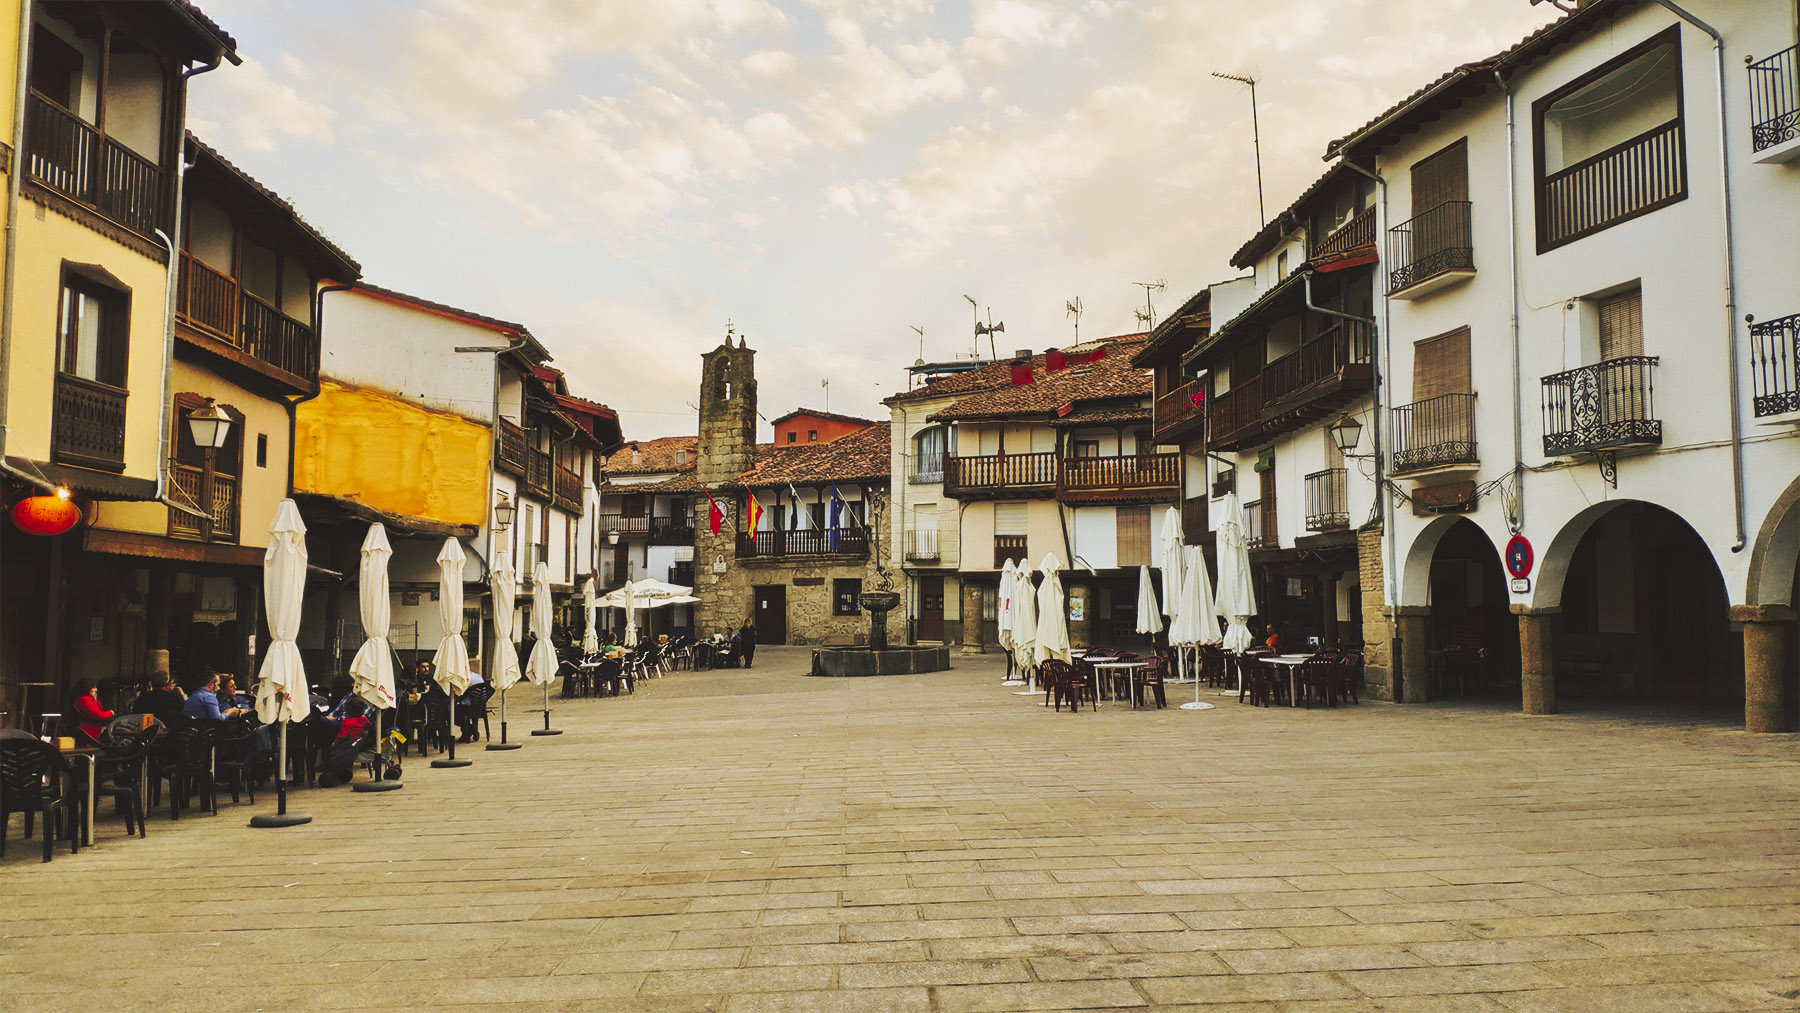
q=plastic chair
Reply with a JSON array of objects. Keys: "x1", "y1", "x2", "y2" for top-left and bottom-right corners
[
  {"x1": 159, "y1": 719, "x2": 222, "y2": 819},
  {"x1": 0, "y1": 737, "x2": 78, "y2": 862},
  {"x1": 82, "y1": 725, "x2": 161, "y2": 839},
  {"x1": 1298, "y1": 655, "x2": 1338, "y2": 709}
]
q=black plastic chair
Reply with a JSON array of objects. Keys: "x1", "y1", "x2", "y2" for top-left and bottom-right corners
[
  {"x1": 82, "y1": 725, "x2": 161, "y2": 839},
  {"x1": 459, "y1": 683, "x2": 494, "y2": 742},
  {"x1": 0, "y1": 737, "x2": 79, "y2": 861},
  {"x1": 216, "y1": 721, "x2": 258, "y2": 805},
  {"x1": 158, "y1": 719, "x2": 222, "y2": 819}
]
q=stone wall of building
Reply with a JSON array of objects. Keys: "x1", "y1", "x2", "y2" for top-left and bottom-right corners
[{"x1": 1357, "y1": 524, "x2": 1394, "y2": 701}]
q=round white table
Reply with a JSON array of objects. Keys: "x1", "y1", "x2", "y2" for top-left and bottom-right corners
[
  {"x1": 1091, "y1": 660, "x2": 1149, "y2": 708},
  {"x1": 1262, "y1": 655, "x2": 1314, "y2": 707}
]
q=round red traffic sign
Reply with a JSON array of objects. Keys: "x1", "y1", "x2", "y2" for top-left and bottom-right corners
[{"x1": 1505, "y1": 534, "x2": 1533, "y2": 578}]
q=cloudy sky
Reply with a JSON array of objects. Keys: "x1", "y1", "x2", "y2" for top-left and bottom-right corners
[{"x1": 188, "y1": 0, "x2": 1555, "y2": 441}]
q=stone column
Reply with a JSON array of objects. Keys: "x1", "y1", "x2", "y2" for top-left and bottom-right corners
[
  {"x1": 1512, "y1": 604, "x2": 1560, "y2": 716},
  {"x1": 1392, "y1": 605, "x2": 1430, "y2": 703},
  {"x1": 1734, "y1": 604, "x2": 1795, "y2": 733},
  {"x1": 959, "y1": 580, "x2": 985, "y2": 654}
]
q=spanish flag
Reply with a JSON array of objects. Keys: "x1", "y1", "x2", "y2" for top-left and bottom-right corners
[{"x1": 746, "y1": 491, "x2": 764, "y2": 532}]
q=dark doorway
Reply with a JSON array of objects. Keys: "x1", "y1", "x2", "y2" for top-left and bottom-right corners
[
  {"x1": 1426, "y1": 519, "x2": 1515, "y2": 699},
  {"x1": 917, "y1": 576, "x2": 944, "y2": 641},
  {"x1": 753, "y1": 585, "x2": 786, "y2": 645}
]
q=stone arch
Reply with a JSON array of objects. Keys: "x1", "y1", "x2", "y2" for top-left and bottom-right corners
[
  {"x1": 1746, "y1": 472, "x2": 1800, "y2": 607},
  {"x1": 713, "y1": 357, "x2": 732, "y2": 400},
  {"x1": 1526, "y1": 500, "x2": 1632, "y2": 611},
  {"x1": 1398, "y1": 514, "x2": 1495, "y2": 607}
]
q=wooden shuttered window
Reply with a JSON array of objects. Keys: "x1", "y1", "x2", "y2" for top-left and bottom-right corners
[
  {"x1": 1116, "y1": 506, "x2": 1151, "y2": 568},
  {"x1": 1411, "y1": 138, "x2": 1469, "y2": 214},
  {"x1": 1412, "y1": 327, "x2": 1472, "y2": 403},
  {"x1": 1598, "y1": 289, "x2": 1644, "y2": 360},
  {"x1": 994, "y1": 502, "x2": 1028, "y2": 535}
]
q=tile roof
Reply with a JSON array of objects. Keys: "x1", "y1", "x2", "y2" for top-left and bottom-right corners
[
  {"x1": 735, "y1": 423, "x2": 892, "y2": 489},
  {"x1": 599, "y1": 471, "x2": 702, "y2": 496},
  {"x1": 603, "y1": 436, "x2": 698, "y2": 477},
  {"x1": 1132, "y1": 288, "x2": 1213, "y2": 368},
  {"x1": 186, "y1": 134, "x2": 360, "y2": 279},
  {"x1": 771, "y1": 408, "x2": 877, "y2": 428},
  {"x1": 929, "y1": 338, "x2": 1152, "y2": 422},
  {"x1": 1229, "y1": 161, "x2": 1362, "y2": 269},
  {"x1": 1051, "y1": 405, "x2": 1152, "y2": 428},
  {"x1": 888, "y1": 334, "x2": 1150, "y2": 406},
  {"x1": 349, "y1": 281, "x2": 546, "y2": 356},
  {"x1": 165, "y1": 1, "x2": 240, "y2": 63}
]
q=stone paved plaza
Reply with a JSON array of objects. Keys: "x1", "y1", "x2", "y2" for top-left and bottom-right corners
[{"x1": 6, "y1": 649, "x2": 1800, "y2": 1011}]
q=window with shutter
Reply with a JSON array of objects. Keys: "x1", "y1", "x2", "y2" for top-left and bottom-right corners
[
  {"x1": 994, "y1": 503, "x2": 1028, "y2": 535},
  {"x1": 1116, "y1": 506, "x2": 1150, "y2": 567},
  {"x1": 1411, "y1": 138, "x2": 1469, "y2": 214},
  {"x1": 1598, "y1": 289, "x2": 1644, "y2": 360},
  {"x1": 1412, "y1": 327, "x2": 1472, "y2": 403}
]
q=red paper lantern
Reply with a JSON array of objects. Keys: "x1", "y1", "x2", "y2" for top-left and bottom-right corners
[{"x1": 12, "y1": 492, "x2": 80, "y2": 536}]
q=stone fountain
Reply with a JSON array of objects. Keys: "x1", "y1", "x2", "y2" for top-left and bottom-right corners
[{"x1": 810, "y1": 500, "x2": 950, "y2": 677}]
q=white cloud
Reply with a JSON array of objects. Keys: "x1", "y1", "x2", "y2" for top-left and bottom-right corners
[{"x1": 187, "y1": 58, "x2": 334, "y2": 153}]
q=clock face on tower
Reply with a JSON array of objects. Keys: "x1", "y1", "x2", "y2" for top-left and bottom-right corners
[{"x1": 1505, "y1": 535, "x2": 1533, "y2": 579}]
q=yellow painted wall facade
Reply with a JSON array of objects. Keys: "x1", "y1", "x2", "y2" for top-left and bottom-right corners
[{"x1": 295, "y1": 378, "x2": 489, "y2": 528}]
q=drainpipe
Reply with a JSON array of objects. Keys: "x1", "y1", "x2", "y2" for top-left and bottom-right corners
[
  {"x1": 1331, "y1": 162, "x2": 1397, "y2": 597},
  {"x1": 290, "y1": 284, "x2": 355, "y2": 496},
  {"x1": 1490, "y1": 70, "x2": 1527, "y2": 537},
  {"x1": 1643, "y1": 0, "x2": 1745, "y2": 552}
]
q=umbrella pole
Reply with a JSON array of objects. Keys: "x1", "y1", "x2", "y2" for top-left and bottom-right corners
[
  {"x1": 488, "y1": 686, "x2": 521, "y2": 750},
  {"x1": 1179, "y1": 646, "x2": 1215, "y2": 711},
  {"x1": 250, "y1": 718, "x2": 312, "y2": 827},
  {"x1": 531, "y1": 682, "x2": 561, "y2": 736},
  {"x1": 354, "y1": 708, "x2": 404, "y2": 792},
  {"x1": 432, "y1": 693, "x2": 472, "y2": 768}
]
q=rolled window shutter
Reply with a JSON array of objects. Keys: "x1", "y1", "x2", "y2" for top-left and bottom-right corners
[
  {"x1": 1116, "y1": 506, "x2": 1150, "y2": 567},
  {"x1": 1412, "y1": 327, "x2": 1471, "y2": 403},
  {"x1": 994, "y1": 503, "x2": 1028, "y2": 536},
  {"x1": 1599, "y1": 290, "x2": 1643, "y2": 360}
]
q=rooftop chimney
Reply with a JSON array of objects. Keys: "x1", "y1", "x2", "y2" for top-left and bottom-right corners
[{"x1": 1045, "y1": 348, "x2": 1067, "y2": 372}]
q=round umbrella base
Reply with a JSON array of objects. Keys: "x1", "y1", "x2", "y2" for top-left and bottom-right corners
[
  {"x1": 531, "y1": 729, "x2": 563, "y2": 736},
  {"x1": 249, "y1": 812, "x2": 312, "y2": 828},
  {"x1": 431, "y1": 758, "x2": 474, "y2": 768},
  {"x1": 1000, "y1": 679, "x2": 1024, "y2": 687},
  {"x1": 1013, "y1": 690, "x2": 1039, "y2": 696},
  {"x1": 352, "y1": 780, "x2": 403, "y2": 793},
  {"x1": 485, "y1": 742, "x2": 523, "y2": 751},
  {"x1": 1178, "y1": 701, "x2": 1216, "y2": 711}
]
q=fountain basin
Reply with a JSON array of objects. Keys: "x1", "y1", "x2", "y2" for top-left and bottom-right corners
[{"x1": 811, "y1": 644, "x2": 950, "y2": 677}]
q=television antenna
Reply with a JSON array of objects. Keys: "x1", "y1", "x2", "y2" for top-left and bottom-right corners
[
  {"x1": 820, "y1": 378, "x2": 830, "y2": 414},
  {"x1": 910, "y1": 325, "x2": 925, "y2": 365},
  {"x1": 1065, "y1": 297, "x2": 1083, "y2": 344},
  {"x1": 1212, "y1": 71, "x2": 1266, "y2": 226},
  {"x1": 1131, "y1": 279, "x2": 1166, "y2": 330},
  {"x1": 965, "y1": 293, "x2": 1003, "y2": 359}
]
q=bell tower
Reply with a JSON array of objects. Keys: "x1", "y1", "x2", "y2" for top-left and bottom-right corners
[{"x1": 694, "y1": 331, "x2": 757, "y2": 634}]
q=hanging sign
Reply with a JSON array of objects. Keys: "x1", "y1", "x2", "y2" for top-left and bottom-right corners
[
  {"x1": 1505, "y1": 535, "x2": 1533, "y2": 579},
  {"x1": 11, "y1": 493, "x2": 79, "y2": 536}
]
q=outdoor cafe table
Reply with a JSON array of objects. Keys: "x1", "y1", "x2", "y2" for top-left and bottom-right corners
[
  {"x1": 1091, "y1": 660, "x2": 1148, "y2": 708},
  {"x1": 58, "y1": 744, "x2": 100, "y2": 847},
  {"x1": 1262, "y1": 655, "x2": 1313, "y2": 708}
]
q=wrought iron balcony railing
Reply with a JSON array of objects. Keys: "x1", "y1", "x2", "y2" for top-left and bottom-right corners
[
  {"x1": 1304, "y1": 468, "x2": 1348, "y2": 532},
  {"x1": 1751, "y1": 313, "x2": 1800, "y2": 418},
  {"x1": 1748, "y1": 43, "x2": 1799, "y2": 153},
  {"x1": 1387, "y1": 200, "x2": 1474, "y2": 294},
  {"x1": 1541, "y1": 356, "x2": 1661, "y2": 456},
  {"x1": 1390, "y1": 393, "x2": 1477, "y2": 475}
]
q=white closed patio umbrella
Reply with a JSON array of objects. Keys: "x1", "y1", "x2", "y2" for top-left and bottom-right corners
[
  {"x1": 430, "y1": 538, "x2": 474, "y2": 769},
  {"x1": 1135, "y1": 565, "x2": 1163, "y2": 640},
  {"x1": 348, "y1": 523, "x2": 402, "y2": 791},
  {"x1": 251, "y1": 499, "x2": 311, "y2": 827},
  {"x1": 621, "y1": 579, "x2": 639, "y2": 648},
  {"x1": 582, "y1": 577, "x2": 600, "y2": 655},
  {"x1": 1035, "y1": 553, "x2": 1071, "y2": 666},
  {"x1": 1175, "y1": 545, "x2": 1222, "y2": 710},
  {"x1": 1010, "y1": 564, "x2": 1038, "y2": 693},
  {"x1": 487, "y1": 549, "x2": 523, "y2": 750},
  {"x1": 523, "y1": 561, "x2": 563, "y2": 736},
  {"x1": 1159, "y1": 505, "x2": 1184, "y2": 619},
  {"x1": 1216, "y1": 491, "x2": 1258, "y2": 657},
  {"x1": 997, "y1": 559, "x2": 1021, "y2": 686}
]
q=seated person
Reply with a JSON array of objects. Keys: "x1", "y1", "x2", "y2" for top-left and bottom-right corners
[
  {"x1": 70, "y1": 679, "x2": 115, "y2": 745},
  {"x1": 218, "y1": 674, "x2": 254, "y2": 711},
  {"x1": 132, "y1": 671, "x2": 186, "y2": 728},
  {"x1": 184, "y1": 670, "x2": 249, "y2": 720},
  {"x1": 318, "y1": 700, "x2": 373, "y2": 787},
  {"x1": 1263, "y1": 624, "x2": 1281, "y2": 653},
  {"x1": 456, "y1": 671, "x2": 488, "y2": 743}
]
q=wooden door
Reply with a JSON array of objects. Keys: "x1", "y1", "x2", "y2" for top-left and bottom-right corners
[
  {"x1": 918, "y1": 576, "x2": 944, "y2": 641},
  {"x1": 753, "y1": 585, "x2": 786, "y2": 644},
  {"x1": 1259, "y1": 465, "x2": 1278, "y2": 546}
]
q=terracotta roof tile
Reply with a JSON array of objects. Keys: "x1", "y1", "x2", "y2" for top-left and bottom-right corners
[
  {"x1": 603, "y1": 436, "x2": 698, "y2": 476},
  {"x1": 771, "y1": 407, "x2": 877, "y2": 427},
  {"x1": 929, "y1": 339, "x2": 1152, "y2": 422},
  {"x1": 735, "y1": 423, "x2": 892, "y2": 488}
]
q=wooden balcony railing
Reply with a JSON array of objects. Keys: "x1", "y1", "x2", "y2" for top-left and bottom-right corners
[
  {"x1": 1310, "y1": 205, "x2": 1377, "y2": 262},
  {"x1": 738, "y1": 528, "x2": 868, "y2": 558},
  {"x1": 945, "y1": 451, "x2": 1057, "y2": 495},
  {"x1": 177, "y1": 253, "x2": 318, "y2": 383},
  {"x1": 240, "y1": 292, "x2": 316, "y2": 381},
  {"x1": 1244, "y1": 498, "x2": 1272, "y2": 549},
  {"x1": 1542, "y1": 356, "x2": 1662, "y2": 456},
  {"x1": 1391, "y1": 393, "x2": 1477, "y2": 475},
  {"x1": 169, "y1": 463, "x2": 239, "y2": 540},
  {"x1": 553, "y1": 466, "x2": 583, "y2": 511},
  {"x1": 1304, "y1": 468, "x2": 1348, "y2": 532},
  {"x1": 53, "y1": 373, "x2": 127, "y2": 471},
  {"x1": 1387, "y1": 200, "x2": 1474, "y2": 293},
  {"x1": 1751, "y1": 312, "x2": 1800, "y2": 418},
  {"x1": 1263, "y1": 321, "x2": 1372, "y2": 405},
  {"x1": 651, "y1": 515, "x2": 695, "y2": 543},
  {"x1": 1208, "y1": 376, "x2": 1263, "y2": 447},
  {"x1": 177, "y1": 253, "x2": 236, "y2": 339},
  {"x1": 496, "y1": 419, "x2": 528, "y2": 476},
  {"x1": 599, "y1": 513, "x2": 648, "y2": 535},
  {"x1": 1152, "y1": 377, "x2": 1206, "y2": 441},
  {"x1": 905, "y1": 527, "x2": 940, "y2": 561},
  {"x1": 1540, "y1": 120, "x2": 1684, "y2": 250},
  {"x1": 669, "y1": 562, "x2": 696, "y2": 586},
  {"x1": 524, "y1": 450, "x2": 553, "y2": 499},
  {"x1": 24, "y1": 92, "x2": 164, "y2": 237},
  {"x1": 994, "y1": 534, "x2": 1027, "y2": 569},
  {"x1": 1059, "y1": 452, "x2": 1180, "y2": 495},
  {"x1": 1750, "y1": 44, "x2": 1799, "y2": 153}
]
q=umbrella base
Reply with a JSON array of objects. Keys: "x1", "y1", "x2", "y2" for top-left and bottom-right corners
[
  {"x1": 485, "y1": 742, "x2": 523, "y2": 751},
  {"x1": 431, "y1": 758, "x2": 473, "y2": 768},
  {"x1": 1012, "y1": 690, "x2": 1039, "y2": 696},
  {"x1": 530, "y1": 729, "x2": 563, "y2": 736},
  {"x1": 249, "y1": 812, "x2": 312, "y2": 828},
  {"x1": 352, "y1": 780, "x2": 404, "y2": 792},
  {"x1": 1178, "y1": 701, "x2": 1216, "y2": 711},
  {"x1": 1000, "y1": 679, "x2": 1025, "y2": 687}
]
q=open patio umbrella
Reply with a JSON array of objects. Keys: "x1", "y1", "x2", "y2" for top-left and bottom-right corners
[
  {"x1": 998, "y1": 559, "x2": 1021, "y2": 686},
  {"x1": 1135, "y1": 564, "x2": 1163, "y2": 640},
  {"x1": 348, "y1": 523, "x2": 402, "y2": 791},
  {"x1": 1175, "y1": 545, "x2": 1222, "y2": 710},
  {"x1": 251, "y1": 499, "x2": 311, "y2": 827},
  {"x1": 523, "y1": 561, "x2": 562, "y2": 736},
  {"x1": 430, "y1": 538, "x2": 473, "y2": 768},
  {"x1": 1035, "y1": 553, "x2": 1071, "y2": 667},
  {"x1": 1159, "y1": 505, "x2": 1184, "y2": 619},
  {"x1": 582, "y1": 576, "x2": 599, "y2": 655},
  {"x1": 1216, "y1": 491, "x2": 1258, "y2": 657},
  {"x1": 1010, "y1": 564, "x2": 1038, "y2": 693},
  {"x1": 486, "y1": 549, "x2": 523, "y2": 750}
]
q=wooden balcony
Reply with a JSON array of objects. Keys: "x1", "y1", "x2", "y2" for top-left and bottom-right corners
[
  {"x1": 1206, "y1": 377, "x2": 1265, "y2": 452},
  {"x1": 553, "y1": 465, "x2": 583, "y2": 512},
  {"x1": 524, "y1": 450, "x2": 553, "y2": 500},
  {"x1": 53, "y1": 373, "x2": 127, "y2": 472},
  {"x1": 1387, "y1": 201, "x2": 1474, "y2": 298},
  {"x1": 169, "y1": 463, "x2": 239, "y2": 541},
  {"x1": 1304, "y1": 468, "x2": 1348, "y2": 532},
  {"x1": 1152, "y1": 378, "x2": 1206, "y2": 442},
  {"x1": 177, "y1": 253, "x2": 318, "y2": 385},
  {"x1": 669, "y1": 562, "x2": 696, "y2": 586},
  {"x1": 24, "y1": 92, "x2": 164, "y2": 238},
  {"x1": 1391, "y1": 393, "x2": 1477, "y2": 476},
  {"x1": 1539, "y1": 120, "x2": 1684, "y2": 250},
  {"x1": 1751, "y1": 312, "x2": 1800, "y2": 419},
  {"x1": 1541, "y1": 357, "x2": 1662, "y2": 455},
  {"x1": 945, "y1": 452, "x2": 1057, "y2": 498},
  {"x1": 496, "y1": 419, "x2": 528, "y2": 477},
  {"x1": 1262, "y1": 322, "x2": 1374, "y2": 412},
  {"x1": 738, "y1": 528, "x2": 868, "y2": 559},
  {"x1": 1310, "y1": 206, "x2": 1377, "y2": 264},
  {"x1": 1058, "y1": 452, "x2": 1181, "y2": 503}
]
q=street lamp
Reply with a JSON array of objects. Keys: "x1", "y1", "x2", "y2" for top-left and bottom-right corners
[
  {"x1": 607, "y1": 529, "x2": 620, "y2": 546},
  {"x1": 185, "y1": 398, "x2": 233, "y2": 539},
  {"x1": 493, "y1": 493, "x2": 515, "y2": 533},
  {"x1": 1330, "y1": 414, "x2": 1364, "y2": 458}
]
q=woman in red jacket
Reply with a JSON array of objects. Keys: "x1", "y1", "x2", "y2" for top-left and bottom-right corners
[{"x1": 71, "y1": 679, "x2": 114, "y2": 744}]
